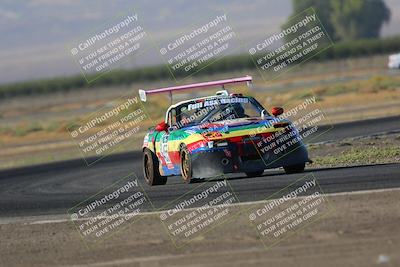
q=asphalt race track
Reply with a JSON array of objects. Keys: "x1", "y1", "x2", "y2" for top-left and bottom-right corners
[{"x1": 0, "y1": 115, "x2": 399, "y2": 218}]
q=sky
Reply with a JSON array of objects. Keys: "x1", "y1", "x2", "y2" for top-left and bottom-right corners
[{"x1": 0, "y1": 0, "x2": 399, "y2": 84}]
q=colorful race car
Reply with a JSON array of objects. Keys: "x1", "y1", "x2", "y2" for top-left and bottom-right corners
[{"x1": 140, "y1": 76, "x2": 311, "y2": 185}]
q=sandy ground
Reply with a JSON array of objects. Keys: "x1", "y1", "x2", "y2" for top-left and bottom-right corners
[{"x1": 0, "y1": 189, "x2": 399, "y2": 267}]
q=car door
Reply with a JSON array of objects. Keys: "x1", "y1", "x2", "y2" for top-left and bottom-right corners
[
  {"x1": 155, "y1": 109, "x2": 176, "y2": 172},
  {"x1": 158, "y1": 131, "x2": 173, "y2": 169}
]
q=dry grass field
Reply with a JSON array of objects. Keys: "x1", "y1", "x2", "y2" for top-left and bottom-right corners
[{"x1": 0, "y1": 54, "x2": 399, "y2": 169}]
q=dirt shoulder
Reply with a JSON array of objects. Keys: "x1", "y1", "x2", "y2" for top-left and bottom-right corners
[
  {"x1": 1, "y1": 189, "x2": 399, "y2": 267},
  {"x1": 310, "y1": 132, "x2": 400, "y2": 167}
]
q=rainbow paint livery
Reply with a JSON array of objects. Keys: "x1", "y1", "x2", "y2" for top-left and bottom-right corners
[{"x1": 141, "y1": 76, "x2": 310, "y2": 185}]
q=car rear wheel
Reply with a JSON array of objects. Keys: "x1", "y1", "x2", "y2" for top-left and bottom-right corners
[
  {"x1": 143, "y1": 148, "x2": 167, "y2": 186},
  {"x1": 180, "y1": 146, "x2": 193, "y2": 183},
  {"x1": 245, "y1": 170, "x2": 264, "y2": 177},
  {"x1": 283, "y1": 163, "x2": 305, "y2": 174}
]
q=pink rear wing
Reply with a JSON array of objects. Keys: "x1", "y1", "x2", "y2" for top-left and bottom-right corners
[{"x1": 138, "y1": 75, "x2": 252, "y2": 102}]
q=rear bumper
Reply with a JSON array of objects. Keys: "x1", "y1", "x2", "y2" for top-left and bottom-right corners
[{"x1": 190, "y1": 138, "x2": 309, "y2": 178}]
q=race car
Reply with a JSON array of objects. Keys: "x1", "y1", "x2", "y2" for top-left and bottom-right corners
[{"x1": 140, "y1": 76, "x2": 311, "y2": 185}]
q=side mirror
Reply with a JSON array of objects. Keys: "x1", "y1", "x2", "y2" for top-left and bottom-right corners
[
  {"x1": 271, "y1": 107, "x2": 284, "y2": 117},
  {"x1": 155, "y1": 121, "x2": 169, "y2": 132}
]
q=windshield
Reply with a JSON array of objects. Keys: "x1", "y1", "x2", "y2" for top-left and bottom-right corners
[{"x1": 171, "y1": 96, "x2": 266, "y2": 129}]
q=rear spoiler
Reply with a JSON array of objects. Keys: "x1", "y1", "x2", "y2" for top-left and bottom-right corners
[{"x1": 138, "y1": 75, "x2": 252, "y2": 103}]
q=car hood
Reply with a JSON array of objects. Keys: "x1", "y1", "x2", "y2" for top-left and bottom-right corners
[{"x1": 180, "y1": 116, "x2": 288, "y2": 134}]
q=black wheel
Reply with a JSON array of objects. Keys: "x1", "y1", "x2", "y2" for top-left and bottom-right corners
[
  {"x1": 245, "y1": 170, "x2": 264, "y2": 177},
  {"x1": 180, "y1": 145, "x2": 193, "y2": 183},
  {"x1": 283, "y1": 163, "x2": 305, "y2": 174},
  {"x1": 143, "y1": 148, "x2": 167, "y2": 186}
]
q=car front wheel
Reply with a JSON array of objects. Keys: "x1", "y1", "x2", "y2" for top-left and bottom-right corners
[
  {"x1": 143, "y1": 148, "x2": 167, "y2": 186},
  {"x1": 180, "y1": 146, "x2": 193, "y2": 183}
]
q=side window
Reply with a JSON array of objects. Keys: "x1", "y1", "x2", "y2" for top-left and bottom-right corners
[
  {"x1": 168, "y1": 108, "x2": 177, "y2": 127},
  {"x1": 167, "y1": 111, "x2": 171, "y2": 126}
]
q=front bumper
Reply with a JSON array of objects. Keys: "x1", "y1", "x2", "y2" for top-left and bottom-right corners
[{"x1": 190, "y1": 136, "x2": 309, "y2": 178}]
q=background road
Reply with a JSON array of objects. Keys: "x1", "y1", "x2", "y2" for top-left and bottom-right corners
[{"x1": 0, "y1": 116, "x2": 399, "y2": 218}]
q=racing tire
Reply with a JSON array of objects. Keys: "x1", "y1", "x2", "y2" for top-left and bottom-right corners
[
  {"x1": 283, "y1": 163, "x2": 305, "y2": 174},
  {"x1": 143, "y1": 148, "x2": 167, "y2": 186},
  {"x1": 245, "y1": 170, "x2": 264, "y2": 177},
  {"x1": 180, "y1": 145, "x2": 193, "y2": 183}
]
